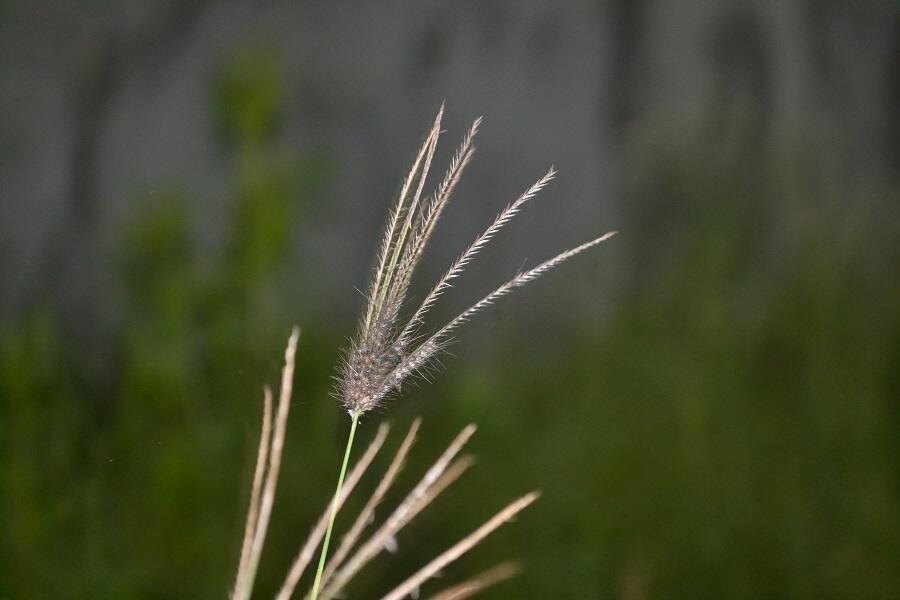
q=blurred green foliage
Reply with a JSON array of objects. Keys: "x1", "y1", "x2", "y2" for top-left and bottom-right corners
[
  {"x1": 1, "y1": 53, "x2": 898, "y2": 599},
  {"x1": 214, "y1": 47, "x2": 283, "y2": 146}
]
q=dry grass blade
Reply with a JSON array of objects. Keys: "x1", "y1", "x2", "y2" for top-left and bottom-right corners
[
  {"x1": 427, "y1": 562, "x2": 522, "y2": 600},
  {"x1": 232, "y1": 326, "x2": 300, "y2": 600},
  {"x1": 317, "y1": 426, "x2": 477, "y2": 600},
  {"x1": 275, "y1": 422, "x2": 390, "y2": 600},
  {"x1": 399, "y1": 454, "x2": 476, "y2": 522},
  {"x1": 321, "y1": 418, "x2": 422, "y2": 585},
  {"x1": 411, "y1": 424, "x2": 476, "y2": 496},
  {"x1": 318, "y1": 457, "x2": 476, "y2": 600},
  {"x1": 379, "y1": 492, "x2": 540, "y2": 600},
  {"x1": 233, "y1": 386, "x2": 273, "y2": 596}
]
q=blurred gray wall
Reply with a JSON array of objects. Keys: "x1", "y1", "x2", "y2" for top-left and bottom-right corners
[{"x1": 2, "y1": 0, "x2": 897, "y2": 332}]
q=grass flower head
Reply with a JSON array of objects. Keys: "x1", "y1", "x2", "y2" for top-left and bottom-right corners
[{"x1": 339, "y1": 104, "x2": 616, "y2": 416}]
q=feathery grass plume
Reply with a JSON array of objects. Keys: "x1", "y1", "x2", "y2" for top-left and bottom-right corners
[
  {"x1": 305, "y1": 104, "x2": 616, "y2": 600},
  {"x1": 339, "y1": 106, "x2": 616, "y2": 417},
  {"x1": 228, "y1": 106, "x2": 617, "y2": 599}
]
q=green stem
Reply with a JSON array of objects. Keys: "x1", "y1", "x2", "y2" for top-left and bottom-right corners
[{"x1": 310, "y1": 412, "x2": 359, "y2": 600}]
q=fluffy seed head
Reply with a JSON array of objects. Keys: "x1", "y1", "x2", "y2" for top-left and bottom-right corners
[{"x1": 337, "y1": 105, "x2": 616, "y2": 415}]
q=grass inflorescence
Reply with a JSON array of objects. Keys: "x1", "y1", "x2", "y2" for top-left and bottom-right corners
[{"x1": 231, "y1": 105, "x2": 616, "y2": 599}]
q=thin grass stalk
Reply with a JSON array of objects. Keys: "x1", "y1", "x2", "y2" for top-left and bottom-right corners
[
  {"x1": 379, "y1": 492, "x2": 540, "y2": 600},
  {"x1": 317, "y1": 457, "x2": 476, "y2": 600},
  {"x1": 317, "y1": 427, "x2": 476, "y2": 600},
  {"x1": 321, "y1": 418, "x2": 422, "y2": 585},
  {"x1": 276, "y1": 421, "x2": 389, "y2": 600},
  {"x1": 308, "y1": 412, "x2": 360, "y2": 600}
]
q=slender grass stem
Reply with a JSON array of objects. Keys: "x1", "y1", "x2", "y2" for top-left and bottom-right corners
[{"x1": 310, "y1": 411, "x2": 360, "y2": 600}]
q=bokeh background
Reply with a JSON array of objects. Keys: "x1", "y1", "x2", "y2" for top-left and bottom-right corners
[{"x1": 2, "y1": 1, "x2": 899, "y2": 598}]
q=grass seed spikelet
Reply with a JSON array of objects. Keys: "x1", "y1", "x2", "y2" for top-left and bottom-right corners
[{"x1": 338, "y1": 104, "x2": 616, "y2": 416}]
